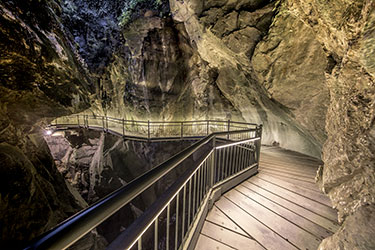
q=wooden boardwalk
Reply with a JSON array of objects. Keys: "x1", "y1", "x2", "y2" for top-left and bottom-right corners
[{"x1": 195, "y1": 147, "x2": 339, "y2": 250}]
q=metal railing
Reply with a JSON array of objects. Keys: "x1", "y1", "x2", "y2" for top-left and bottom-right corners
[
  {"x1": 48, "y1": 115, "x2": 257, "y2": 141},
  {"x1": 28, "y1": 116, "x2": 262, "y2": 250}
]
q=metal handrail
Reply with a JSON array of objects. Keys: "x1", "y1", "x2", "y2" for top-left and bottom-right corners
[
  {"x1": 108, "y1": 127, "x2": 262, "y2": 250},
  {"x1": 27, "y1": 122, "x2": 262, "y2": 250},
  {"x1": 49, "y1": 115, "x2": 256, "y2": 141}
]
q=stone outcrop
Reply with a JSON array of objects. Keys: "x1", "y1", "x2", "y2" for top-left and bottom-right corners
[
  {"x1": 0, "y1": 0, "x2": 92, "y2": 246},
  {"x1": 1, "y1": 0, "x2": 374, "y2": 249},
  {"x1": 278, "y1": 0, "x2": 375, "y2": 248}
]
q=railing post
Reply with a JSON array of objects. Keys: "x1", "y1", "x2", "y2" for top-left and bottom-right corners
[
  {"x1": 77, "y1": 115, "x2": 80, "y2": 127},
  {"x1": 181, "y1": 122, "x2": 183, "y2": 138},
  {"x1": 85, "y1": 115, "x2": 88, "y2": 128},
  {"x1": 148, "y1": 120, "x2": 150, "y2": 139},
  {"x1": 227, "y1": 119, "x2": 230, "y2": 140},
  {"x1": 106, "y1": 116, "x2": 109, "y2": 132},
  {"x1": 210, "y1": 137, "x2": 216, "y2": 187},
  {"x1": 102, "y1": 116, "x2": 105, "y2": 131},
  {"x1": 122, "y1": 118, "x2": 125, "y2": 136},
  {"x1": 207, "y1": 120, "x2": 209, "y2": 135},
  {"x1": 256, "y1": 125, "x2": 263, "y2": 164}
]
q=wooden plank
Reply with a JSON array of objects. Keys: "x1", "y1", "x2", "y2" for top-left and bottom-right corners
[
  {"x1": 260, "y1": 161, "x2": 318, "y2": 175},
  {"x1": 259, "y1": 169, "x2": 316, "y2": 184},
  {"x1": 247, "y1": 177, "x2": 338, "y2": 222},
  {"x1": 201, "y1": 221, "x2": 265, "y2": 250},
  {"x1": 260, "y1": 154, "x2": 321, "y2": 167},
  {"x1": 216, "y1": 197, "x2": 297, "y2": 250},
  {"x1": 259, "y1": 157, "x2": 319, "y2": 171},
  {"x1": 257, "y1": 173, "x2": 332, "y2": 207},
  {"x1": 261, "y1": 165, "x2": 315, "y2": 179},
  {"x1": 195, "y1": 234, "x2": 234, "y2": 250},
  {"x1": 261, "y1": 149, "x2": 322, "y2": 163},
  {"x1": 236, "y1": 185, "x2": 333, "y2": 240},
  {"x1": 225, "y1": 190, "x2": 321, "y2": 250},
  {"x1": 205, "y1": 205, "x2": 248, "y2": 237},
  {"x1": 241, "y1": 181, "x2": 339, "y2": 232},
  {"x1": 257, "y1": 171, "x2": 321, "y2": 192}
]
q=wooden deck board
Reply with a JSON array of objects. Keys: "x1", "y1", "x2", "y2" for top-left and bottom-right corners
[
  {"x1": 241, "y1": 181, "x2": 339, "y2": 232},
  {"x1": 256, "y1": 171, "x2": 321, "y2": 192},
  {"x1": 195, "y1": 147, "x2": 338, "y2": 250},
  {"x1": 201, "y1": 221, "x2": 265, "y2": 250},
  {"x1": 236, "y1": 185, "x2": 332, "y2": 239},
  {"x1": 256, "y1": 174, "x2": 332, "y2": 207},
  {"x1": 205, "y1": 205, "x2": 248, "y2": 237}
]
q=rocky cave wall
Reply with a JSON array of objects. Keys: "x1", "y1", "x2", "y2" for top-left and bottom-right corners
[
  {"x1": 58, "y1": 0, "x2": 324, "y2": 158},
  {"x1": 44, "y1": 129, "x2": 197, "y2": 246},
  {"x1": 1, "y1": 0, "x2": 374, "y2": 249},
  {"x1": 0, "y1": 0, "x2": 93, "y2": 246}
]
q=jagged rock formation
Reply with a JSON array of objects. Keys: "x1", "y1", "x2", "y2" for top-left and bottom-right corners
[
  {"x1": 44, "y1": 129, "x2": 197, "y2": 245},
  {"x1": 45, "y1": 129, "x2": 194, "y2": 205},
  {"x1": 58, "y1": 0, "x2": 322, "y2": 158},
  {"x1": 0, "y1": 0, "x2": 92, "y2": 247},
  {"x1": 0, "y1": 0, "x2": 374, "y2": 249}
]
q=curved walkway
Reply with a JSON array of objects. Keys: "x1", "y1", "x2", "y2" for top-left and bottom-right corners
[{"x1": 195, "y1": 147, "x2": 338, "y2": 250}]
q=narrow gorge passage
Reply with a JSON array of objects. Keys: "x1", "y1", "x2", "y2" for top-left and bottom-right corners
[{"x1": 1, "y1": 0, "x2": 374, "y2": 249}]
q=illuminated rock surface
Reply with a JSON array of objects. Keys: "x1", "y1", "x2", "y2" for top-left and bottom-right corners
[{"x1": 0, "y1": 0, "x2": 374, "y2": 249}]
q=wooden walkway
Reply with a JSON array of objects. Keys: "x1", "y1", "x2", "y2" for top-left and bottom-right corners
[{"x1": 195, "y1": 147, "x2": 339, "y2": 250}]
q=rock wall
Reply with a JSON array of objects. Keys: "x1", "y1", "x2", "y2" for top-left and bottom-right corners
[
  {"x1": 275, "y1": 0, "x2": 374, "y2": 248},
  {"x1": 54, "y1": 0, "x2": 323, "y2": 158},
  {"x1": 0, "y1": 0, "x2": 92, "y2": 246},
  {"x1": 1, "y1": 0, "x2": 374, "y2": 249},
  {"x1": 44, "y1": 129, "x2": 197, "y2": 244}
]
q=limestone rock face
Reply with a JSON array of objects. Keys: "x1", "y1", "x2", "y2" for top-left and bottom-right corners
[
  {"x1": 318, "y1": 205, "x2": 375, "y2": 249},
  {"x1": 252, "y1": 7, "x2": 329, "y2": 144},
  {"x1": 0, "y1": 0, "x2": 92, "y2": 246},
  {"x1": 0, "y1": 138, "x2": 84, "y2": 247},
  {"x1": 2, "y1": 0, "x2": 374, "y2": 248},
  {"x1": 280, "y1": 0, "x2": 375, "y2": 248}
]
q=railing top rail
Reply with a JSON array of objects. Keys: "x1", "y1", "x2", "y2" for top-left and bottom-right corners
[
  {"x1": 27, "y1": 127, "x2": 260, "y2": 250},
  {"x1": 57, "y1": 115, "x2": 257, "y2": 126}
]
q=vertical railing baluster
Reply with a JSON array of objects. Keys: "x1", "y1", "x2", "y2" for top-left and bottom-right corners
[
  {"x1": 148, "y1": 120, "x2": 150, "y2": 139},
  {"x1": 218, "y1": 148, "x2": 222, "y2": 182},
  {"x1": 122, "y1": 118, "x2": 125, "y2": 136},
  {"x1": 241, "y1": 145, "x2": 247, "y2": 170},
  {"x1": 181, "y1": 122, "x2": 183, "y2": 138},
  {"x1": 227, "y1": 120, "x2": 230, "y2": 139},
  {"x1": 200, "y1": 163, "x2": 204, "y2": 203},
  {"x1": 202, "y1": 161, "x2": 210, "y2": 198},
  {"x1": 224, "y1": 147, "x2": 229, "y2": 179},
  {"x1": 77, "y1": 115, "x2": 80, "y2": 127},
  {"x1": 102, "y1": 116, "x2": 105, "y2": 131},
  {"x1": 233, "y1": 146, "x2": 238, "y2": 175},
  {"x1": 237, "y1": 146, "x2": 242, "y2": 172},
  {"x1": 210, "y1": 138, "x2": 216, "y2": 187},
  {"x1": 154, "y1": 219, "x2": 158, "y2": 250},
  {"x1": 192, "y1": 173, "x2": 196, "y2": 217},
  {"x1": 196, "y1": 167, "x2": 200, "y2": 210},
  {"x1": 182, "y1": 185, "x2": 186, "y2": 239},
  {"x1": 188, "y1": 179, "x2": 191, "y2": 226},
  {"x1": 138, "y1": 236, "x2": 142, "y2": 250},
  {"x1": 241, "y1": 146, "x2": 245, "y2": 170},
  {"x1": 207, "y1": 120, "x2": 209, "y2": 135},
  {"x1": 175, "y1": 194, "x2": 179, "y2": 250},
  {"x1": 228, "y1": 146, "x2": 233, "y2": 177},
  {"x1": 106, "y1": 116, "x2": 108, "y2": 131},
  {"x1": 166, "y1": 204, "x2": 170, "y2": 250}
]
